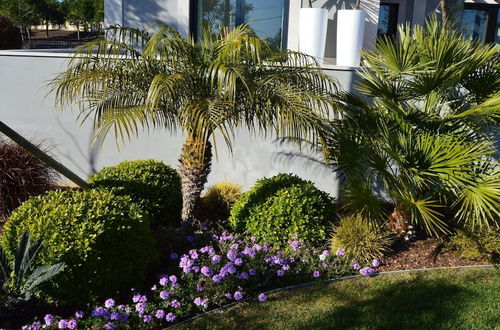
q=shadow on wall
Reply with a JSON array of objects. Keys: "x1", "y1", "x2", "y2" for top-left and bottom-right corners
[
  {"x1": 318, "y1": 0, "x2": 380, "y2": 61},
  {"x1": 122, "y1": 0, "x2": 176, "y2": 31},
  {"x1": 55, "y1": 117, "x2": 101, "y2": 177}
]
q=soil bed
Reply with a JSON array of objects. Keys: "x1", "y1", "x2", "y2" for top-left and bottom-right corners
[{"x1": 378, "y1": 237, "x2": 493, "y2": 272}]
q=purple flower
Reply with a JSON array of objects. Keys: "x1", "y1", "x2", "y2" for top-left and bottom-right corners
[
  {"x1": 258, "y1": 293, "x2": 267, "y2": 302},
  {"x1": 249, "y1": 269, "x2": 257, "y2": 276},
  {"x1": 212, "y1": 254, "x2": 221, "y2": 265},
  {"x1": 313, "y1": 271, "x2": 321, "y2": 278},
  {"x1": 169, "y1": 275, "x2": 178, "y2": 283},
  {"x1": 75, "y1": 311, "x2": 84, "y2": 319},
  {"x1": 155, "y1": 309, "x2": 165, "y2": 319},
  {"x1": 254, "y1": 244, "x2": 262, "y2": 251},
  {"x1": 110, "y1": 312, "x2": 120, "y2": 320},
  {"x1": 170, "y1": 252, "x2": 178, "y2": 260},
  {"x1": 58, "y1": 320, "x2": 68, "y2": 329},
  {"x1": 170, "y1": 300, "x2": 181, "y2": 308},
  {"x1": 104, "y1": 298, "x2": 115, "y2": 308},
  {"x1": 66, "y1": 320, "x2": 77, "y2": 330},
  {"x1": 234, "y1": 291, "x2": 243, "y2": 301},
  {"x1": 135, "y1": 302, "x2": 147, "y2": 314},
  {"x1": 289, "y1": 240, "x2": 300, "y2": 250},
  {"x1": 372, "y1": 259, "x2": 380, "y2": 267},
  {"x1": 193, "y1": 266, "x2": 200, "y2": 273},
  {"x1": 91, "y1": 307, "x2": 110, "y2": 319},
  {"x1": 242, "y1": 247, "x2": 256, "y2": 257},
  {"x1": 159, "y1": 291, "x2": 172, "y2": 299},
  {"x1": 238, "y1": 272, "x2": 249, "y2": 279},
  {"x1": 360, "y1": 267, "x2": 376, "y2": 276},
  {"x1": 224, "y1": 292, "x2": 232, "y2": 299},
  {"x1": 194, "y1": 297, "x2": 209, "y2": 308},
  {"x1": 322, "y1": 250, "x2": 330, "y2": 257},
  {"x1": 227, "y1": 250, "x2": 238, "y2": 261},
  {"x1": 165, "y1": 313, "x2": 176, "y2": 322},
  {"x1": 116, "y1": 314, "x2": 129, "y2": 322},
  {"x1": 282, "y1": 264, "x2": 290, "y2": 271},
  {"x1": 189, "y1": 249, "x2": 199, "y2": 259},
  {"x1": 104, "y1": 322, "x2": 116, "y2": 330},
  {"x1": 30, "y1": 322, "x2": 42, "y2": 330},
  {"x1": 44, "y1": 314, "x2": 56, "y2": 325},
  {"x1": 201, "y1": 266, "x2": 213, "y2": 277},
  {"x1": 143, "y1": 315, "x2": 153, "y2": 323},
  {"x1": 132, "y1": 294, "x2": 147, "y2": 303},
  {"x1": 234, "y1": 258, "x2": 243, "y2": 266},
  {"x1": 159, "y1": 276, "x2": 168, "y2": 286},
  {"x1": 353, "y1": 263, "x2": 361, "y2": 270},
  {"x1": 212, "y1": 274, "x2": 223, "y2": 283},
  {"x1": 336, "y1": 248, "x2": 346, "y2": 256},
  {"x1": 277, "y1": 269, "x2": 285, "y2": 277},
  {"x1": 197, "y1": 285, "x2": 204, "y2": 291}
]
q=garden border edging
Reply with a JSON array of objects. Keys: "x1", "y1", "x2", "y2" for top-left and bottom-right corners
[{"x1": 168, "y1": 264, "x2": 499, "y2": 328}]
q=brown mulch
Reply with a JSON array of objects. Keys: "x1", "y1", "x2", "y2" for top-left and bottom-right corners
[{"x1": 378, "y1": 237, "x2": 494, "y2": 272}]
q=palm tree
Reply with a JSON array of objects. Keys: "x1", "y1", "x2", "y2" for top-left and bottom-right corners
[
  {"x1": 51, "y1": 24, "x2": 337, "y2": 227},
  {"x1": 325, "y1": 17, "x2": 499, "y2": 236}
]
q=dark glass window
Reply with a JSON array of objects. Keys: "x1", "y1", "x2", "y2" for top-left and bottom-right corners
[
  {"x1": 192, "y1": 0, "x2": 288, "y2": 49},
  {"x1": 461, "y1": 3, "x2": 500, "y2": 45},
  {"x1": 377, "y1": 3, "x2": 399, "y2": 40}
]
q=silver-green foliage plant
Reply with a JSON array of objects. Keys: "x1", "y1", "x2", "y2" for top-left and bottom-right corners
[
  {"x1": 325, "y1": 16, "x2": 499, "y2": 236},
  {"x1": 330, "y1": 213, "x2": 392, "y2": 263},
  {"x1": 0, "y1": 233, "x2": 64, "y2": 306}
]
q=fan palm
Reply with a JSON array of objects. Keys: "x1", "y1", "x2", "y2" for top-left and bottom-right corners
[
  {"x1": 51, "y1": 24, "x2": 337, "y2": 227},
  {"x1": 326, "y1": 17, "x2": 499, "y2": 236}
]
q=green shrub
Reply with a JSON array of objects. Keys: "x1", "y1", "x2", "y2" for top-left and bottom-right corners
[
  {"x1": 200, "y1": 181, "x2": 242, "y2": 227},
  {"x1": 445, "y1": 229, "x2": 500, "y2": 260},
  {"x1": 88, "y1": 160, "x2": 182, "y2": 226},
  {"x1": 0, "y1": 189, "x2": 158, "y2": 305},
  {"x1": 330, "y1": 213, "x2": 392, "y2": 263},
  {"x1": 0, "y1": 17, "x2": 22, "y2": 50},
  {"x1": 229, "y1": 174, "x2": 336, "y2": 248}
]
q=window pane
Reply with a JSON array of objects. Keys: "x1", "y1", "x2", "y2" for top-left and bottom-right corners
[
  {"x1": 199, "y1": 0, "x2": 237, "y2": 34},
  {"x1": 496, "y1": 9, "x2": 500, "y2": 45},
  {"x1": 378, "y1": 5, "x2": 391, "y2": 36},
  {"x1": 461, "y1": 9, "x2": 489, "y2": 42},
  {"x1": 243, "y1": 0, "x2": 285, "y2": 49}
]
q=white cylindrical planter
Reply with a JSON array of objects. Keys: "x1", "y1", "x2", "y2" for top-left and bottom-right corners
[
  {"x1": 299, "y1": 8, "x2": 328, "y2": 65},
  {"x1": 336, "y1": 9, "x2": 366, "y2": 67}
]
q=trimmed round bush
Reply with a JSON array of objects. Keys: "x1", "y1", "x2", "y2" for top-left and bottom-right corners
[
  {"x1": 229, "y1": 173, "x2": 336, "y2": 247},
  {"x1": 0, "y1": 16, "x2": 22, "y2": 50},
  {"x1": 0, "y1": 189, "x2": 159, "y2": 305},
  {"x1": 445, "y1": 229, "x2": 500, "y2": 260},
  {"x1": 330, "y1": 213, "x2": 392, "y2": 263},
  {"x1": 88, "y1": 160, "x2": 182, "y2": 226}
]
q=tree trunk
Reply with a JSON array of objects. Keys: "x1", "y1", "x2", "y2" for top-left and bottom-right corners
[
  {"x1": 440, "y1": 0, "x2": 464, "y2": 26},
  {"x1": 46, "y1": 22, "x2": 49, "y2": 38},
  {"x1": 76, "y1": 23, "x2": 80, "y2": 41},
  {"x1": 0, "y1": 121, "x2": 89, "y2": 189},
  {"x1": 388, "y1": 203, "x2": 411, "y2": 234},
  {"x1": 178, "y1": 139, "x2": 212, "y2": 230}
]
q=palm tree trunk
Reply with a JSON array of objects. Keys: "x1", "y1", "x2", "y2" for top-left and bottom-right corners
[
  {"x1": 178, "y1": 138, "x2": 212, "y2": 229},
  {"x1": 0, "y1": 121, "x2": 89, "y2": 189},
  {"x1": 388, "y1": 203, "x2": 411, "y2": 234}
]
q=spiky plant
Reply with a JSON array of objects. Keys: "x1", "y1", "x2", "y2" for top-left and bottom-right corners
[
  {"x1": 51, "y1": 24, "x2": 337, "y2": 228},
  {"x1": 325, "y1": 17, "x2": 499, "y2": 236},
  {"x1": 0, "y1": 233, "x2": 64, "y2": 306}
]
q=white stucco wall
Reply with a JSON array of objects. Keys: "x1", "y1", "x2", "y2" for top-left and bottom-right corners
[{"x1": 0, "y1": 51, "x2": 358, "y2": 197}]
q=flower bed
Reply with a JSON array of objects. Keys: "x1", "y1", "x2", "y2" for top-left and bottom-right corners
[{"x1": 21, "y1": 234, "x2": 379, "y2": 329}]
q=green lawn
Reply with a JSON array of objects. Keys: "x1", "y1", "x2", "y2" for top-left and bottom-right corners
[{"x1": 179, "y1": 268, "x2": 500, "y2": 329}]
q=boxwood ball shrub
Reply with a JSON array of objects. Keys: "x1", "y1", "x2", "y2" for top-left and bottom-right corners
[
  {"x1": 330, "y1": 213, "x2": 392, "y2": 263},
  {"x1": 230, "y1": 174, "x2": 336, "y2": 247},
  {"x1": 88, "y1": 160, "x2": 182, "y2": 226},
  {"x1": 0, "y1": 189, "x2": 159, "y2": 305}
]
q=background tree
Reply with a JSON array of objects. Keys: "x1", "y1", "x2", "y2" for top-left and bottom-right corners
[
  {"x1": 37, "y1": 0, "x2": 65, "y2": 38},
  {"x1": 440, "y1": 0, "x2": 464, "y2": 26},
  {"x1": 0, "y1": 0, "x2": 40, "y2": 40},
  {"x1": 52, "y1": 24, "x2": 337, "y2": 228},
  {"x1": 324, "y1": 17, "x2": 499, "y2": 236}
]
